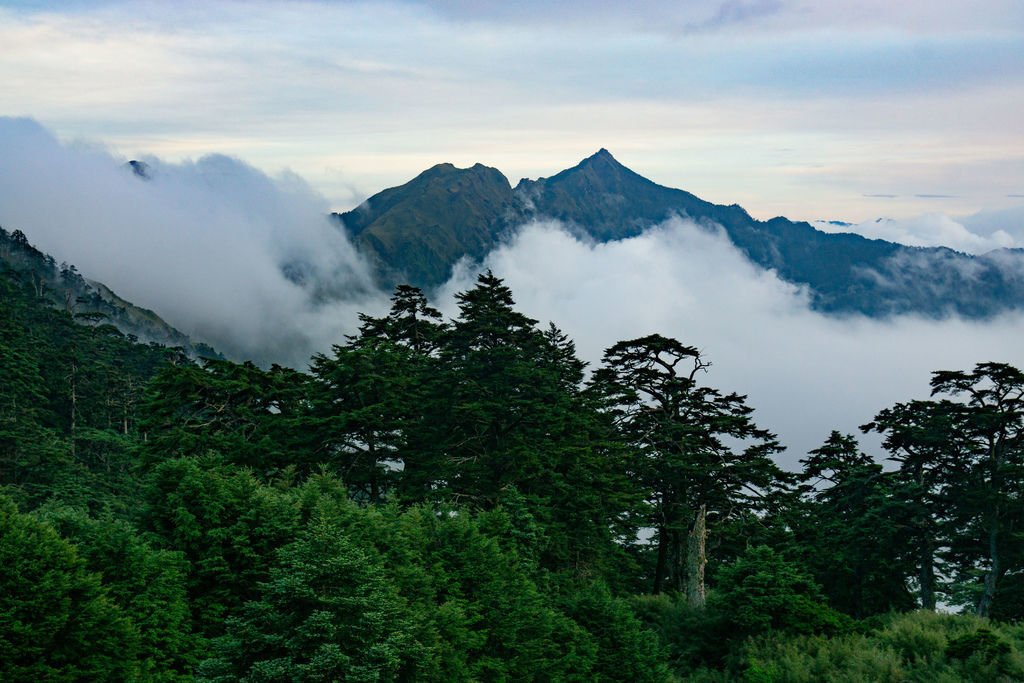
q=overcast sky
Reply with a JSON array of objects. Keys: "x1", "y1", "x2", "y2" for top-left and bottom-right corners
[
  {"x1": 2, "y1": 0, "x2": 1023, "y2": 223},
  {"x1": 3, "y1": 2, "x2": 1024, "y2": 463}
]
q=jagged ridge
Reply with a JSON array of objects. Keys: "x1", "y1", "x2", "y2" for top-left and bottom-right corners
[{"x1": 333, "y1": 150, "x2": 1024, "y2": 318}]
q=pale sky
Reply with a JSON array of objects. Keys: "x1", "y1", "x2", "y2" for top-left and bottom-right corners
[
  {"x1": 3, "y1": 3, "x2": 1024, "y2": 460},
  {"x1": 2, "y1": 0, "x2": 1023, "y2": 222}
]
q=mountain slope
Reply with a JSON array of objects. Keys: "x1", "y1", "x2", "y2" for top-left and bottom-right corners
[
  {"x1": 335, "y1": 162, "x2": 517, "y2": 287},
  {"x1": 0, "y1": 225, "x2": 218, "y2": 357},
  {"x1": 521, "y1": 151, "x2": 1024, "y2": 317}
]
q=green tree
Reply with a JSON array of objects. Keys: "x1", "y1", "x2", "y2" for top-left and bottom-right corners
[
  {"x1": 791, "y1": 432, "x2": 915, "y2": 617},
  {"x1": 39, "y1": 507, "x2": 195, "y2": 679},
  {"x1": 399, "y1": 271, "x2": 552, "y2": 505},
  {"x1": 863, "y1": 399, "x2": 960, "y2": 610},
  {"x1": 397, "y1": 273, "x2": 638, "y2": 574},
  {"x1": 354, "y1": 283, "x2": 447, "y2": 354},
  {"x1": 709, "y1": 545, "x2": 847, "y2": 640},
  {"x1": 866, "y1": 363, "x2": 1024, "y2": 616},
  {"x1": 138, "y1": 359, "x2": 313, "y2": 476},
  {"x1": 591, "y1": 334, "x2": 784, "y2": 597},
  {"x1": 556, "y1": 579, "x2": 670, "y2": 682},
  {"x1": 198, "y1": 511, "x2": 411, "y2": 682},
  {"x1": 0, "y1": 495, "x2": 139, "y2": 681},
  {"x1": 138, "y1": 457, "x2": 300, "y2": 644}
]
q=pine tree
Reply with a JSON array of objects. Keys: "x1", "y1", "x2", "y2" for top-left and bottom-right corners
[
  {"x1": 198, "y1": 512, "x2": 410, "y2": 682},
  {"x1": 0, "y1": 495, "x2": 140, "y2": 681},
  {"x1": 791, "y1": 431, "x2": 915, "y2": 617},
  {"x1": 591, "y1": 334, "x2": 784, "y2": 596}
]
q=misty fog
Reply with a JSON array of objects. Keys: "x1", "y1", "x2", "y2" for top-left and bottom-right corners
[
  {"x1": 0, "y1": 117, "x2": 387, "y2": 367},
  {"x1": 437, "y1": 219, "x2": 1024, "y2": 465},
  {"x1": 3, "y1": 117, "x2": 1023, "y2": 466}
]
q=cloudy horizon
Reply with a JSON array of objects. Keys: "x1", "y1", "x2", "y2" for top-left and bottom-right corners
[
  {"x1": 1, "y1": 0, "x2": 1022, "y2": 224},
  {"x1": 2, "y1": 117, "x2": 1023, "y2": 466}
]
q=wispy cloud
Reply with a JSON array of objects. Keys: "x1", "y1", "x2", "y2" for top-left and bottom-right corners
[
  {"x1": 0, "y1": 117, "x2": 387, "y2": 366},
  {"x1": 813, "y1": 213, "x2": 1018, "y2": 252},
  {"x1": 680, "y1": 0, "x2": 785, "y2": 33}
]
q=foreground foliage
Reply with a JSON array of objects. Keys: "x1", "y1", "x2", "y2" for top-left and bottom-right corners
[{"x1": 4, "y1": 228, "x2": 1024, "y2": 680}]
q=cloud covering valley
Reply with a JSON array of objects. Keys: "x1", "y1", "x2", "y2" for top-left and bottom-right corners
[{"x1": 2, "y1": 118, "x2": 1023, "y2": 466}]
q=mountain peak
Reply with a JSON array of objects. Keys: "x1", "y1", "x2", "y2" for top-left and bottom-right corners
[
  {"x1": 579, "y1": 147, "x2": 620, "y2": 168},
  {"x1": 421, "y1": 162, "x2": 457, "y2": 176},
  {"x1": 539, "y1": 147, "x2": 655, "y2": 192},
  {"x1": 126, "y1": 159, "x2": 151, "y2": 179}
]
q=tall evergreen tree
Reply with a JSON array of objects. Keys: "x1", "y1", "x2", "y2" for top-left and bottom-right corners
[
  {"x1": 398, "y1": 273, "x2": 637, "y2": 573},
  {"x1": 138, "y1": 359, "x2": 313, "y2": 476},
  {"x1": 0, "y1": 495, "x2": 139, "y2": 681},
  {"x1": 307, "y1": 286, "x2": 445, "y2": 502},
  {"x1": 866, "y1": 363, "x2": 1024, "y2": 616},
  {"x1": 39, "y1": 507, "x2": 195, "y2": 680},
  {"x1": 591, "y1": 334, "x2": 784, "y2": 596},
  {"x1": 791, "y1": 431, "x2": 915, "y2": 617},
  {"x1": 198, "y1": 512, "x2": 411, "y2": 683},
  {"x1": 863, "y1": 399, "x2": 960, "y2": 610}
]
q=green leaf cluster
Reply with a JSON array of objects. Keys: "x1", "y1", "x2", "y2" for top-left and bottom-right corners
[{"x1": 7, "y1": 227, "x2": 1024, "y2": 680}]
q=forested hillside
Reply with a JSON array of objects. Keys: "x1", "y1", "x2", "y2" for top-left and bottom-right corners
[
  {"x1": 0, "y1": 226, "x2": 215, "y2": 355},
  {"x1": 4, "y1": 230, "x2": 1024, "y2": 681}
]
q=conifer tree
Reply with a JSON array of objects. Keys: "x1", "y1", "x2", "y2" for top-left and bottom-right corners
[
  {"x1": 591, "y1": 334, "x2": 783, "y2": 595},
  {"x1": 0, "y1": 496, "x2": 139, "y2": 681},
  {"x1": 866, "y1": 363, "x2": 1024, "y2": 616},
  {"x1": 792, "y1": 431, "x2": 915, "y2": 617}
]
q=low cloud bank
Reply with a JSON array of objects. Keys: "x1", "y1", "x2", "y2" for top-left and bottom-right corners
[
  {"x1": 813, "y1": 212, "x2": 1022, "y2": 254},
  {"x1": 437, "y1": 220, "x2": 1024, "y2": 466},
  {"x1": 0, "y1": 117, "x2": 388, "y2": 366},
  {"x1": 3, "y1": 118, "x2": 1022, "y2": 465}
]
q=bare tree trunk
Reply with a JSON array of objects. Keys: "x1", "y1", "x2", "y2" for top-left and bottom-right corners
[
  {"x1": 919, "y1": 538, "x2": 936, "y2": 610},
  {"x1": 653, "y1": 526, "x2": 669, "y2": 594},
  {"x1": 913, "y1": 462, "x2": 936, "y2": 611},
  {"x1": 686, "y1": 505, "x2": 708, "y2": 608},
  {"x1": 977, "y1": 512, "x2": 1000, "y2": 617}
]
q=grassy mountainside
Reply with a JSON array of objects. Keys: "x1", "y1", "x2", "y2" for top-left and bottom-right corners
[{"x1": 335, "y1": 162, "x2": 516, "y2": 288}]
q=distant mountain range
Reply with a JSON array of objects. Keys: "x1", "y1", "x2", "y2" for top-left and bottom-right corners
[
  {"x1": 8, "y1": 150, "x2": 1019, "y2": 365},
  {"x1": 334, "y1": 149, "x2": 1024, "y2": 319}
]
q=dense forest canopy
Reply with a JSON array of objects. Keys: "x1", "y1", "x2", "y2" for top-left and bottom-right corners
[{"x1": 4, "y1": 227, "x2": 1024, "y2": 681}]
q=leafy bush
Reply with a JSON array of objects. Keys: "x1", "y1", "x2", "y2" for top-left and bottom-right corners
[{"x1": 683, "y1": 611, "x2": 1024, "y2": 682}]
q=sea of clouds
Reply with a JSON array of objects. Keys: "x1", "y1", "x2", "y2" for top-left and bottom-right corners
[
  {"x1": 2, "y1": 117, "x2": 1022, "y2": 466},
  {"x1": 812, "y1": 214, "x2": 1023, "y2": 254}
]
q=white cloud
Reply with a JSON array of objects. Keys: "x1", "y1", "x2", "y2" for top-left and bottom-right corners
[
  {"x1": 812, "y1": 214, "x2": 1019, "y2": 253},
  {"x1": 0, "y1": 117, "x2": 388, "y2": 366},
  {"x1": 960, "y1": 204, "x2": 1024, "y2": 245},
  {"x1": 3, "y1": 117, "x2": 1023, "y2": 466},
  {"x1": 437, "y1": 219, "x2": 1024, "y2": 466}
]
